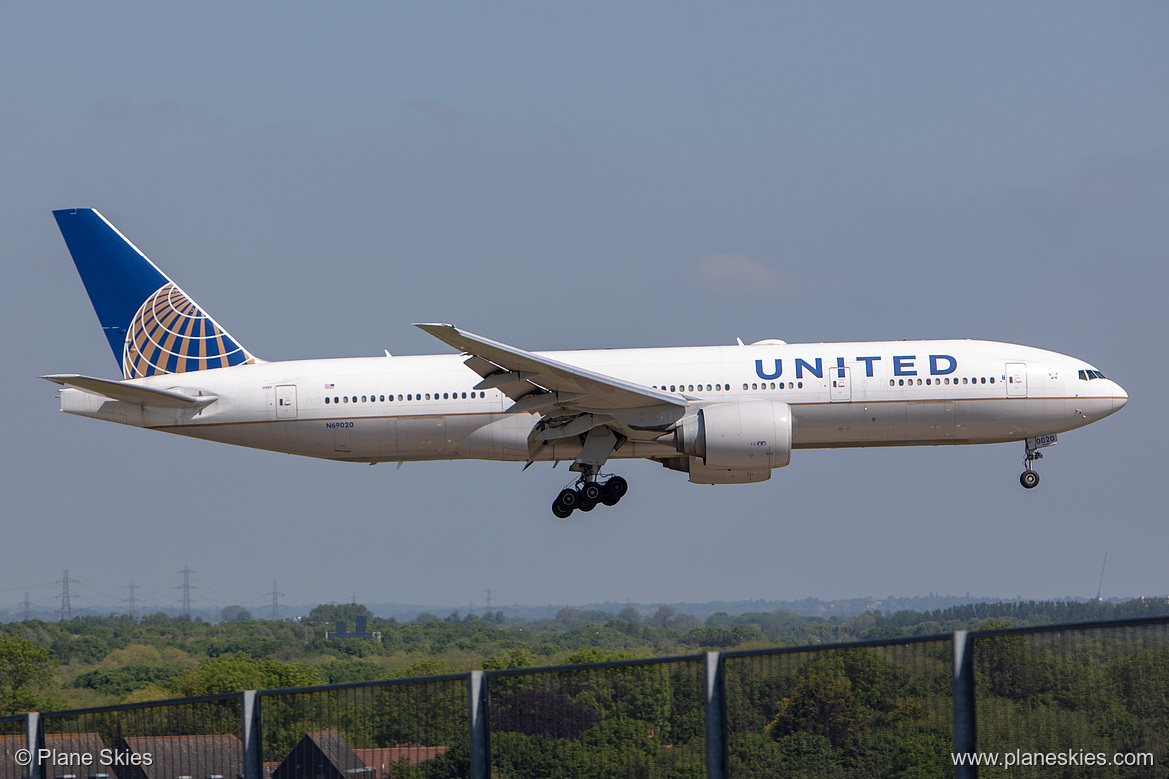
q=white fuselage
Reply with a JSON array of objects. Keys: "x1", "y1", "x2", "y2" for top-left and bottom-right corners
[{"x1": 57, "y1": 339, "x2": 1127, "y2": 467}]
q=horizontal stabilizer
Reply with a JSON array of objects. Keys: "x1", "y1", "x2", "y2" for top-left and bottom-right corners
[{"x1": 42, "y1": 374, "x2": 217, "y2": 408}]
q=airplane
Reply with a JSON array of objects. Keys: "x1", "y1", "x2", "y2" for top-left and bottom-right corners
[{"x1": 45, "y1": 208, "x2": 1128, "y2": 518}]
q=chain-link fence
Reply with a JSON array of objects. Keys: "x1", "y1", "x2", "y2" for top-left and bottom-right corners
[
  {"x1": 972, "y1": 619, "x2": 1169, "y2": 779},
  {"x1": 487, "y1": 655, "x2": 706, "y2": 778},
  {"x1": 8, "y1": 616, "x2": 1169, "y2": 778},
  {"x1": 40, "y1": 695, "x2": 245, "y2": 779},
  {"x1": 258, "y1": 676, "x2": 469, "y2": 779},
  {"x1": 723, "y1": 636, "x2": 952, "y2": 778},
  {"x1": 2, "y1": 716, "x2": 30, "y2": 779}
]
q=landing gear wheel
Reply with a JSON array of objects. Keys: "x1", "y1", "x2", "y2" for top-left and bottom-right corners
[
  {"x1": 556, "y1": 488, "x2": 580, "y2": 512},
  {"x1": 1020, "y1": 470, "x2": 1040, "y2": 489},
  {"x1": 552, "y1": 500, "x2": 573, "y2": 519},
  {"x1": 581, "y1": 482, "x2": 603, "y2": 504},
  {"x1": 601, "y1": 476, "x2": 628, "y2": 506}
]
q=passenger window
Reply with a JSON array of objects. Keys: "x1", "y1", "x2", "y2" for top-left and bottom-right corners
[
  {"x1": 798, "y1": 382, "x2": 803, "y2": 389},
  {"x1": 743, "y1": 384, "x2": 748, "y2": 391},
  {"x1": 325, "y1": 397, "x2": 330, "y2": 404},
  {"x1": 343, "y1": 396, "x2": 348, "y2": 403}
]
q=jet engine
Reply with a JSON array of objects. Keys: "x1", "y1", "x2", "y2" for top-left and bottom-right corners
[{"x1": 671, "y1": 400, "x2": 793, "y2": 470}]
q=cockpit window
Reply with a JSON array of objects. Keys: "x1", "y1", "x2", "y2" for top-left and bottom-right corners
[{"x1": 1079, "y1": 369, "x2": 1108, "y2": 381}]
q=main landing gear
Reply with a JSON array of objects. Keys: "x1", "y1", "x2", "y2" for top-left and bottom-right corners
[
  {"x1": 1020, "y1": 443, "x2": 1042, "y2": 489},
  {"x1": 552, "y1": 474, "x2": 628, "y2": 518}
]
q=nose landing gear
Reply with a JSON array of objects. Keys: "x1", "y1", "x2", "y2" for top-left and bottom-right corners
[
  {"x1": 1020, "y1": 443, "x2": 1043, "y2": 489},
  {"x1": 552, "y1": 474, "x2": 629, "y2": 518}
]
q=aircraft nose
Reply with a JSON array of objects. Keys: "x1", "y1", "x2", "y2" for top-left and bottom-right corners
[{"x1": 1112, "y1": 382, "x2": 1128, "y2": 413}]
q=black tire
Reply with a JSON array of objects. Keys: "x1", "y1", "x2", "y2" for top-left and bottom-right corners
[
  {"x1": 1020, "y1": 470, "x2": 1040, "y2": 489},
  {"x1": 557, "y1": 488, "x2": 580, "y2": 509},
  {"x1": 602, "y1": 476, "x2": 628, "y2": 505},
  {"x1": 581, "y1": 483, "x2": 603, "y2": 504},
  {"x1": 552, "y1": 500, "x2": 573, "y2": 519}
]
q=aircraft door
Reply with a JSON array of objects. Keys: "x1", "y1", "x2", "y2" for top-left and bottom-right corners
[
  {"x1": 830, "y1": 366, "x2": 851, "y2": 401},
  {"x1": 1005, "y1": 363, "x2": 1027, "y2": 398},
  {"x1": 275, "y1": 385, "x2": 298, "y2": 419}
]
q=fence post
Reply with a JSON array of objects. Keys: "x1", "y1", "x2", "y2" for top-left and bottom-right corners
[
  {"x1": 705, "y1": 652, "x2": 728, "y2": 779},
  {"x1": 952, "y1": 630, "x2": 977, "y2": 779},
  {"x1": 469, "y1": 671, "x2": 488, "y2": 779},
  {"x1": 242, "y1": 691, "x2": 261, "y2": 779},
  {"x1": 26, "y1": 712, "x2": 41, "y2": 779}
]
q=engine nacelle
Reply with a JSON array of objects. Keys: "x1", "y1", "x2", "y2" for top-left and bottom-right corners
[{"x1": 673, "y1": 400, "x2": 793, "y2": 470}]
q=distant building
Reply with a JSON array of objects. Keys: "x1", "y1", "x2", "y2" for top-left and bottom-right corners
[
  {"x1": 114, "y1": 734, "x2": 243, "y2": 779},
  {"x1": 352, "y1": 747, "x2": 448, "y2": 777},
  {"x1": 325, "y1": 617, "x2": 381, "y2": 643},
  {"x1": 271, "y1": 731, "x2": 371, "y2": 779}
]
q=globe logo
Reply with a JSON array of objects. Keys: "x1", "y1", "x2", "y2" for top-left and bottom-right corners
[{"x1": 122, "y1": 283, "x2": 254, "y2": 379}]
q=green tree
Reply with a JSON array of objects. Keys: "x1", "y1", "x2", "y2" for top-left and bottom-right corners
[
  {"x1": 308, "y1": 602, "x2": 374, "y2": 625},
  {"x1": 482, "y1": 648, "x2": 534, "y2": 670},
  {"x1": 219, "y1": 605, "x2": 253, "y2": 622},
  {"x1": 167, "y1": 652, "x2": 324, "y2": 695},
  {"x1": 0, "y1": 636, "x2": 59, "y2": 714},
  {"x1": 767, "y1": 671, "x2": 864, "y2": 749}
]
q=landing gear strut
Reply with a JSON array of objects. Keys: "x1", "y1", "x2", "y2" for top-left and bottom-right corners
[
  {"x1": 1020, "y1": 444, "x2": 1042, "y2": 489},
  {"x1": 552, "y1": 474, "x2": 629, "y2": 518}
]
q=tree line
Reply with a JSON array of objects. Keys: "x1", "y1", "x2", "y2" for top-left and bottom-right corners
[{"x1": 2, "y1": 596, "x2": 1167, "y2": 715}]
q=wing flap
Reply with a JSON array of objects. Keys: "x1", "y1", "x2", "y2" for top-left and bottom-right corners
[{"x1": 42, "y1": 374, "x2": 217, "y2": 408}]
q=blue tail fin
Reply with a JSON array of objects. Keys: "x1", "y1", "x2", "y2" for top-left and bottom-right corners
[{"x1": 53, "y1": 209, "x2": 257, "y2": 379}]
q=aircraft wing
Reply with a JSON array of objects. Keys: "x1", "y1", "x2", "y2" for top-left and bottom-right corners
[
  {"x1": 42, "y1": 374, "x2": 218, "y2": 408},
  {"x1": 414, "y1": 323, "x2": 686, "y2": 413}
]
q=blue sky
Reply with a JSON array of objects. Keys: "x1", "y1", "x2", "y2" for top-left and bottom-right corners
[{"x1": 2, "y1": 3, "x2": 1166, "y2": 617}]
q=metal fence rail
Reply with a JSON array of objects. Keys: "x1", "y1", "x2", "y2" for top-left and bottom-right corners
[{"x1": 7, "y1": 616, "x2": 1169, "y2": 778}]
